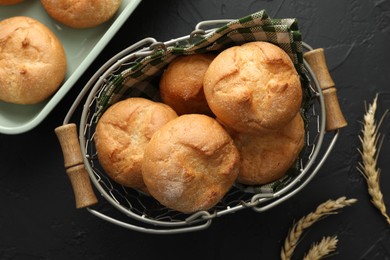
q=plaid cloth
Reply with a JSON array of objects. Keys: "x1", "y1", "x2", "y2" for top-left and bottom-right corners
[{"x1": 97, "y1": 10, "x2": 303, "y2": 110}]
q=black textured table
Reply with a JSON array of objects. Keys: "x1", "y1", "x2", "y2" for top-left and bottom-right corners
[{"x1": 1, "y1": 1, "x2": 390, "y2": 259}]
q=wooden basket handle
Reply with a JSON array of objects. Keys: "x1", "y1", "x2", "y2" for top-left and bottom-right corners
[
  {"x1": 303, "y1": 48, "x2": 348, "y2": 132},
  {"x1": 55, "y1": 123, "x2": 98, "y2": 208}
]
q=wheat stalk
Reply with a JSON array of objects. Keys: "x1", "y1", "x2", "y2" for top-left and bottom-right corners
[
  {"x1": 357, "y1": 94, "x2": 390, "y2": 225},
  {"x1": 303, "y1": 236, "x2": 338, "y2": 260},
  {"x1": 281, "y1": 197, "x2": 357, "y2": 260}
]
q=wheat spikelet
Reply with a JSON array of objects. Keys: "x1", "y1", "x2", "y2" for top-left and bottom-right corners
[
  {"x1": 357, "y1": 95, "x2": 390, "y2": 225},
  {"x1": 303, "y1": 236, "x2": 338, "y2": 260},
  {"x1": 281, "y1": 197, "x2": 357, "y2": 260}
]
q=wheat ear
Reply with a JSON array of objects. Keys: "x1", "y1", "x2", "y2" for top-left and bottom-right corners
[
  {"x1": 281, "y1": 197, "x2": 357, "y2": 260},
  {"x1": 303, "y1": 236, "x2": 338, "y2": 260},
  {"x1": 357, "y1": 94, "x2": 390, "y2": 224}
]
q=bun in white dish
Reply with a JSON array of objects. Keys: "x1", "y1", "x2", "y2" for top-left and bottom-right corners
[
  {"x1": 0, "y1": 16, "x2": 67, "y2": 104},
  {"x1": 40, "y1": 0, "x2": 123, "y2": 28}
]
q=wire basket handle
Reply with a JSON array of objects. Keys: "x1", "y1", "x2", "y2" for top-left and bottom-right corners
[
  {"x1": 86, "y1": 208, "x2": 212, "y2": 234},
  {"x1": 55, "y1": 123, "x2": 98, "y2": 208},
  {"x1": 304, "y1": 48, "x2": 348, "y2": 131}
]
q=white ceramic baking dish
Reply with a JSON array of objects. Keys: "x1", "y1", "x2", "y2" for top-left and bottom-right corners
[{"x1": 0, "y1": 0, "x2": 142, "y2": 134}]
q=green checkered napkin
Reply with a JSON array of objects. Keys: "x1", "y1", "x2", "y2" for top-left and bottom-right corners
[{"x1": 97, "y1": 10, "x2": 303, "y2": 111}]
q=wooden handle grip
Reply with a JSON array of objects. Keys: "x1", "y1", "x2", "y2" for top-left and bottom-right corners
[
  {"x1": 304, "y1": 48, "x2": 348, "y2": 131},
  {"x1": 55, "y1": 123, "x2": 98, "y2": 208}
]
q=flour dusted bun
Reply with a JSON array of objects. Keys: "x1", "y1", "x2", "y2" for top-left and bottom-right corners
[
  {"x1": 232, "y1": 113, "x2": 305, "y2": 185},
  {"x1": 142, "y1": 114, "x2": 240, "y2": 213},
  {"x1": 0, "y1": 16, "x2": 66, "y2": 104},
  {"x1": 0, "y1": 0, "x2": 23, "y2": 5},
  {"x1": 40, "y1": 0, "x2": 122, "y2": 28},
  {"x1": 203, "y1": 41, "x2": 302, "y2": 133},
  {"x1": 95, "y1": 98, "x2": 178, "y2": 192},
  {"x1": 159, "y1": 54, "x2": 215, "y2": 116}
]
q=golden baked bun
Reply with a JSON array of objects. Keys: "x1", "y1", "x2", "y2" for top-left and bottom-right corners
[
  {"x1": 142, "y1": 114, "x2": 240, "y2": 213},
  {"x1": 203, "y1": 41, "x2": 302, "y2": 133},
  {"x1": 0, "y1": 0, "x2": 23, "y2": 5},
  {"x1": 232, "y1": 113, "x2": 305, "y2": 185},
  {"x1": 0, "y1": 16, "x2": 67, "y2": 104},
  {"x1": 95, "y1": 98, "x2": 178, "y2": 192},
  {"x1": 159, "y1": 54, "x2": 215, "y2": 116},
  {"x1": 40, "y1": 0, "x2": 122, "y2": 29}
]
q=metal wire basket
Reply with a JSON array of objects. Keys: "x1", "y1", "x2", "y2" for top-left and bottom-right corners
[{"x1": 56, "y1": 15, "x2": 347, "y2": 234}]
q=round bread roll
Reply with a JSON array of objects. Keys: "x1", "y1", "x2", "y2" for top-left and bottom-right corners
[
  {"x1": 233, "y1": 113, "x2": 305, "y2": 185},
  {"x1": 159, "y1": 54, "x2": 215, "y2": 116},
  {"x1": 0, "y1": 16, "x2": 67, "y2": 104},
  {"x1": 0, "y1": 0, "x2": 23, "y2": 5},
  {"x1": 40, "y1": 0, "x2": 122, "y2": 29},
  {"x1": 203, "y1": 41, "x2": 302, "y2": 133},
  {"x1": 142, "y1": 114, "x2": 240, "y2": 213},
  {"x1": 95, "y1": 98, "x2": 178, "y2": 192}
]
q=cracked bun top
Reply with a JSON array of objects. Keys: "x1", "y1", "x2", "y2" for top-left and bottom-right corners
[
  {"x1": 142, "y1": 114, "x2": 240, "y2": 213},
  {"x1": 232, "y1": 112, "x2": 305, "y2": 185},
  {"x1": 203, "y1": 41, "x2": 302, "y2": 133},
  {"x1": 0, "y1": 16, "x2": 67, "y2": 104},
  {"x1": 95, "y1": 98, "x2": 178, "y2": 192}
]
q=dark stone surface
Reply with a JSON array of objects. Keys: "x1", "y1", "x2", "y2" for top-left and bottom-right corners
[{"x1": 1, "y1": 0, "x2": 390, "y2": 259}]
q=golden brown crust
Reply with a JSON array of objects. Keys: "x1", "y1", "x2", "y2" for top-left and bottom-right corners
[
  {"x1": 95, "y1": 98, "x2": 178, "y2": 191},
  {"x1": 0, "y1": 16, "x2": 66, "y2": 104},
  {"x1": 40, "y1": 0, "x2": 122, "y2": 28},
  {"x1": 203, "y1": 41, "x2": 302, "y2": 133},
  {"x1": 142, "y1": 114, "x2": 240, "y2": 213},
  {"x1": 0, "y1": 0, "x2": 23, "y2": 5},
  {"x1": 233, "y1": 113, "x2": 305, "y2": 185},
  {"x1": 159, "y1": 54, "x2": 215, "y2": 116}
]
